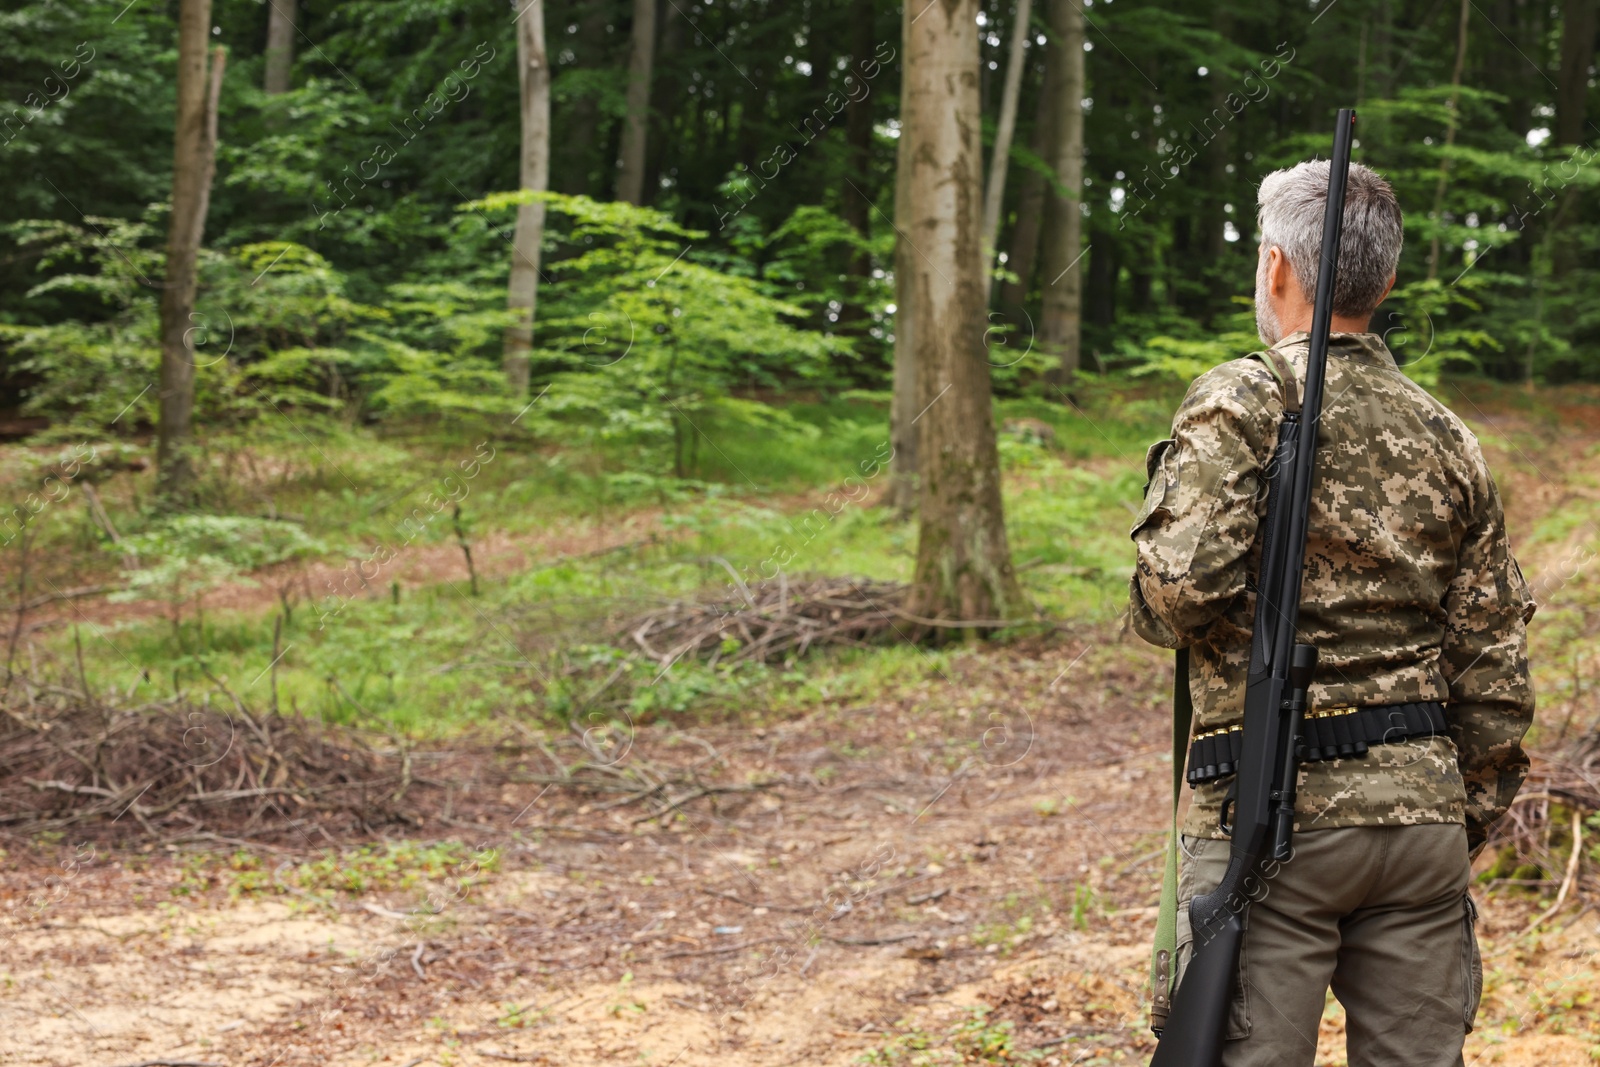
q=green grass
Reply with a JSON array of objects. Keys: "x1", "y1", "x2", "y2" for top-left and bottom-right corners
[
  {"x1": 15, "y1": 377, "x2": 1600, "y2": 752},
  {"x1": 174, "y1": 840, "x2": 500, "y2": 905},
  {"x1": 18, "y1": 390, "x2": 1168, "y2": 733},
  {"x1": 858, "y1": 1006, "x2": 1043, "y2": 1065},
  {"x1": 61, "y1": 540, "x2": 961, "y2": 734}
]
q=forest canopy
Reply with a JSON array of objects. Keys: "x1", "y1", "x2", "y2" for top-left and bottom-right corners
[{"x1": 5, "y1": 0, "x2": 1598, "y2": 440}]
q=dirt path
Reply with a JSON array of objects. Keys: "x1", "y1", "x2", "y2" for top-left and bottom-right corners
[
  {"x1": 3, "y1": 635, "x2": 1596, "y2": 1067},
  {"x1": 19, "y1": 509, "x2": 675, "y2": 634}
]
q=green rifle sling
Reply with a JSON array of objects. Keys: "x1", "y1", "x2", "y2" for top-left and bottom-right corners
[{"x1": 1150, "y1": 646, "x2": 1192, "y2": 1031}]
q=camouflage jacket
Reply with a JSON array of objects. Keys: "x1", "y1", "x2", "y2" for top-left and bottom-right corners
[{"x1": 1129, "y1": 332, "x2": 1535, "y2": 846}]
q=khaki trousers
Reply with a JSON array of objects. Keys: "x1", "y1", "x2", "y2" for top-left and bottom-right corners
[{"x1": 1175, "y1": 824, "x2": 1482, "y2": 1067}]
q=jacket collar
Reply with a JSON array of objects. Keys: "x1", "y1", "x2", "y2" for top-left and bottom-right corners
[{"x1": 1270, "y1": 331, "x2": 1397, "y2": 370}]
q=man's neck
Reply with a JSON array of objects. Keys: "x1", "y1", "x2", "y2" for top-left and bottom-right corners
[{"x1": 1276, "y1": 310, "x2": 1372, "y2": 338}]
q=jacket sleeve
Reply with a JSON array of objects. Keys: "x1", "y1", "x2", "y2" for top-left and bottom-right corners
[
  {"x1": 1441, "y1": 456, "x2": 1536, "y2": 853},
  {"x1": 1129, "y1": 362, "x2": 1278, "y2": 649}
]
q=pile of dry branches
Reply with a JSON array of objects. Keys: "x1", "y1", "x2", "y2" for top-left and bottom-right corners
[
  {"x1": 0, "y1": 681, "x2": 444, "y2": 840},
  {"x1": 0, "y1": 675, "x2": 775, "y2": 842},
  {"x1": 622, "y1": 576, "x2": 914, "y2": 668}
]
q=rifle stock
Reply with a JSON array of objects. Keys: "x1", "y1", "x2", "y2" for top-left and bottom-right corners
[{"x1": 1148, "y1": 109, "x2": 1356, "y2": 1067}]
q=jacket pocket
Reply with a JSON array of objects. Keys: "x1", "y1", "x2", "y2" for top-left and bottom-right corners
[
  {"x1": 1461, "y1": 891, "x2": 1483, "y2": 1033},
  {"x1": 1130, "y1": 438, "x2": 1177, "y2": 537},
  {"x1": 1178, "y1": 832, "x2": 1204, "y2": 863}
]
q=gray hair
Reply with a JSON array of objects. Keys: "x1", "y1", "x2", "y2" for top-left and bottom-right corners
[{"x1": 1257, "y1": 160, "x2": 1403, "y2": 319}]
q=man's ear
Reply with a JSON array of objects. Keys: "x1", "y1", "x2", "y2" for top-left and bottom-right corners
[
  {"x1": 1267, "y1": 246, "x2": 1290, "y2": 297},
  {"x1": 1374, "y1": 272, "x2": 1397, "y2": 307}
]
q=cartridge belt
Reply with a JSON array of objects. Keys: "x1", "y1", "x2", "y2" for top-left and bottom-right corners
[{"x1": 1185, "y1": 701, "x2": 1449, "y2": 787}]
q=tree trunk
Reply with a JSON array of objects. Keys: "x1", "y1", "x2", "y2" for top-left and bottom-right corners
[
  {"x1": 996, "y1": 61, "x2": 1053, "y2": 313},
  {"x1": 1372, "y1": 0, "x2": 1394, "y2": 100},
  {"x1": 156, "y1": 0, "x2": 223, "y2": 510},
  {"x1": 1364, "y1": 0, "x2": 1394, "y2": 144},
  {"x1": 556, "y1": 2, "x2": 612, "y2": 195},
  {"x1": 902, "y1": 0, "x2": 1023, "y2": 627},
  {"x1": 843, "y1": 3, "x2": 879, "y2": 236},
  {"x1": 839, "y1": 9, "x2": 878, "y2": 334},
  {"x1": 980, "y1": 0, "x2": 1033, "y2": 260},
  {"x1": 1169, "y1": 214, "x2": 1203, "y2": 315},
  {"x1": 1356, "y1": 18, "x2": 1368, "y2": 107},
  {"x1": 1427, "y1": 0, "x2": 1469, "y2": 281},
  {"x1": 1551, "y1": 0, "x2": 1593, "y2": 317},
  {"x1": 1203, "y1": 8, "x2": 1231, "y2": 311},
  {"x1": 643, "y1": 0, "x2": 680, "y2": 203},
  {"x1": 890, "y1": 3, "x2": 919, "y2": 520},
  {"x1": 616, "y1": 0, "x2": 656, "y2": 205},
  {"x1": 505, "y1": 0, "x2": 551, "y2": 397},
  {"x1": 263, "y1": 0, "x2": 296, "y2": 95},
  {"x1": 807, "y1": 0, "x2": 830, "y2": 102},
  {"x1": 1039, "y1": 0, "x2": 1084, "y2": 385},
  {"x1": 1494, "y1": 0, "x2": 1538, "y2": 138},
  {"x1": 1557, "y1": 0, "x2": 1595, "y2": 146},
  {"x1": 1130, "y1": 267, "x2": 1152, "y2": 313},
  {"x1": 1086, "y1": 223, "x2": 1117, "y2": 329}
]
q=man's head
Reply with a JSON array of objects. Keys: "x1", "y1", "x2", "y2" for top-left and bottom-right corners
[{"x1": 1254, "y1": 160, "x2": 1403, "y2": 345}]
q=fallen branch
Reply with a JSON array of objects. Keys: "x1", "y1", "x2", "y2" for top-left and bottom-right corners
[
  {"x1": 827, "y1": 932, "x2": 920, "y2": 946},
  {"x1": 905, "y1": 887, "x2": 951, "y2": 906},
  {"x1": 653, "y1": 936, "x2": 785, "y2": 960},
  {"x1": 701, "y1": 888, "x2": 813, "y2": 914},
  {"x1": 1523, "y1": 809, "x2": 1584, "y2": 935},
  {"x1": 411, "y1": 940, "x2": 429, "y2": 980}
]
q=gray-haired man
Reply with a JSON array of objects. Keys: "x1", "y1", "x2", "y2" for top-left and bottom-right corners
[{"x1": 1130, "y1": 160, "x2": 1535, "y2": 1065}]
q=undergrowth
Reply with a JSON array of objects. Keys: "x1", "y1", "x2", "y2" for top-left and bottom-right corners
[{"x1": 11, "y1": 394, "x2": 1163, "y2": 733}]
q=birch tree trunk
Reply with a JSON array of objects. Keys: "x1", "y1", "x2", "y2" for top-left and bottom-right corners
[
  {"x1": 1038, "y1": 0, "x2": 1084, "y2": 385},
  {"x1": 616, "y1": 0, "x2": 656, "y2": 205},
  {"x1": 902, "y1": 0, "x2": 1023, "y2": 627},
  {"x1": 156, "y1": 0, "x2": 223, "y2": 508},
  {"x1": 505, "y1": 0, "x2": 551, "y2": 397},
  {"x1": 980, "y1": 0, "x2": 1033, "y2": 261},
  {"x1": 263, "y1": 0, "x2": 296, "y2": 95}
]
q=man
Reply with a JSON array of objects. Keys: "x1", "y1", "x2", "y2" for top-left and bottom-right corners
[{"x1": 1129, "y1": 160, "x2": 1535, "y2": 1066}]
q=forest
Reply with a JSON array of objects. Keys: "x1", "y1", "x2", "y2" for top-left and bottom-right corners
[{"x1": 2, "y1": 0, "x2": 1599, "y2": 1064}]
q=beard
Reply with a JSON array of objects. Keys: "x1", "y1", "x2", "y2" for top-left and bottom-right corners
[{"x1": 1254, "y1": 252, "x2": 1282, "y2": 347}]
